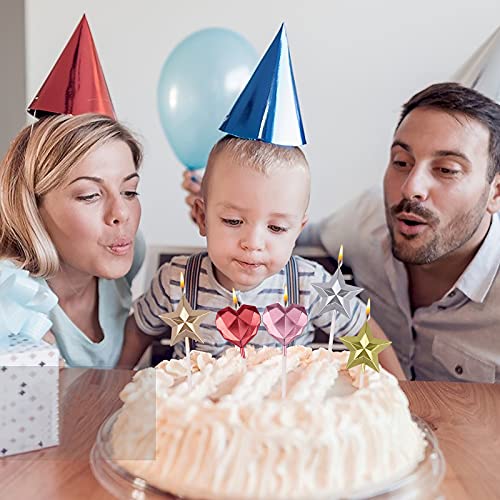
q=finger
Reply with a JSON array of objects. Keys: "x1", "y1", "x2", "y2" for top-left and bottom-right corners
[
  {"x1": 183, "y1": 169, "x2": 203, "y2": 182},
  {"x1": 183, "y1": 181, "x2": 201, "y2": 194},
  {"x1": 181, "y1": 177, "x2": 201, "y2": 195},
  {"x1": 191, "y1": 183, "x2": 201, "y2": 195},
  {"x1": 185, "y1": 194, "x2": 198, "y2": 208},
  {"x1": 42, "y1": 331, "x2": 56, "y2": 344}
]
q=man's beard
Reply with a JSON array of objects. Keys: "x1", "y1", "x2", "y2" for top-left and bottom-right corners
[{"x1": 385, "y1": 189, "x2": 489, "y2": 265}]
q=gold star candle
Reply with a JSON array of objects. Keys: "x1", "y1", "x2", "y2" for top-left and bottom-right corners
[
  {"x1": 159, "y1": 272, "x2": 209, "y2": 391},
  {"x1": 339, "y1": 299, "x2": 391, "y2": 388}
]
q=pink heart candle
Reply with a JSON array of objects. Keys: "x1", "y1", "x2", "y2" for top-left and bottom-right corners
[
  {"x1": 262, "y1": 303, "x2": 308, "y2": 352},
  {"x1": 263, "y1": 285, "x2": 308, "y2": 399}
]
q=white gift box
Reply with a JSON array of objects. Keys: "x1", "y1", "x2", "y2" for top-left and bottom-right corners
[{"x1": 0, "y1": 334, "x2": 59, "y2": 457}]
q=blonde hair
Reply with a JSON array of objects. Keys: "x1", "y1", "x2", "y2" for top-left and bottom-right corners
[
  {"x1": 0, "y1": 114, "x2": 142, "y2": 277},
  {"x1": 201, "y1": 135, "x2": 310, "y2": 199}
]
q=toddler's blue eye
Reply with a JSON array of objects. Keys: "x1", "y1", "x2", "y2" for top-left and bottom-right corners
[
  {"x1": 222, "y1": 218, "x2": 242, "y2": 226},
  {"x1": 269, "y1": 225, "x2": 287, "y2": 233}
]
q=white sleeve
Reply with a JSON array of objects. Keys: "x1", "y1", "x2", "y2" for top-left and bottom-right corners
[
  {"x1": 318, "y1": 186, "x2": 383, "y2": 267},
  {"x1": 297, "y1": 222, "x2": 322, "y2": 247}
]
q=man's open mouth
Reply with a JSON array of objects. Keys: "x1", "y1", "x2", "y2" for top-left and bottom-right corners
[{"x1": 400, "y1": 219, "x2": 424, "y2": 226}]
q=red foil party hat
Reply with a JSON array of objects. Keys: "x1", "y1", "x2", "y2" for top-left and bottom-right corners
[{"x1": 27, "y1": 14, "x2": 115, "y2": 118}]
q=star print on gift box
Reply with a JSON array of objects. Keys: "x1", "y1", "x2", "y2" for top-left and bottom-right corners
[
  {"x1": 339, "y1": 322, "x2": 391, "y2": 372},
  {"x1": 312, "y1": 268, "x2": 363, "y2": 318},
  {"x1": 159, "y1": 295, "x2": 209, "y2": 346}
]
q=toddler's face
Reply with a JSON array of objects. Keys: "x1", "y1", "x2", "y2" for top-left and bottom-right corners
[{"x1": 197, "y1": 151, "x2": 309, "y2": 292}]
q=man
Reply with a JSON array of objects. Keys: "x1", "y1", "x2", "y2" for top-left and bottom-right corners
[
  {"x1": 315, "y1": 82, "x2": 500, "y2": 381},
  {"x1": 184, "y1": 82, "x2": 500, "y2": 382}
]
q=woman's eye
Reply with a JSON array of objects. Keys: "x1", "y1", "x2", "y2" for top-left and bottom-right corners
[
  {"x1": 222, "y1": 218, "x2": 242, "y2": 226},
  {"x1": 269, "y1": 224, "x2": 287, "y2": 233},
  {"x1": 77, "y1": 193, "x2": 99, "y2": 201},
  {"x1": 123, "y1": 190, "x2": 139, "y2": 198}
]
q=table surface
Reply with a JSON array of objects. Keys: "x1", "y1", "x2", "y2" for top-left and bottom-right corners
[{"x1": 1, "y1": 369, "x2": 499, "y2": 500}]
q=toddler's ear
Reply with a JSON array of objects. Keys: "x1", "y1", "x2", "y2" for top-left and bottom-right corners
[
  {"x1": 300, "y1": 214, "x2": 309, "y2": 230},
  {"x1": 193, "y1": 198, "x2": 207, "y2": 236}
]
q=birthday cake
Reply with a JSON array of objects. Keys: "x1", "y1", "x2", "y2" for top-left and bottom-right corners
[{"x1": 110, "y1": 346, "x2": 426, "y2": 499}]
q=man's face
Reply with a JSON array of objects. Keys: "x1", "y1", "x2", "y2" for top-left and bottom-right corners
[
  {"x1": 383, "y1": 107, "x2": 494, "y2": 265},
  {"x1": 196, "y1": 150, "x2": 309, "y2": 291}
]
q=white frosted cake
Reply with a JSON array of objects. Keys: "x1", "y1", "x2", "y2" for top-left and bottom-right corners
[{"x1": 111, "y1": 346, "x2": 426, "y2": 499}]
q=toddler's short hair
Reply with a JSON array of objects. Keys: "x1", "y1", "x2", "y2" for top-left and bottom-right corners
[{"x1": 202, "y1": 135, "x2": 310, "y2": 199}]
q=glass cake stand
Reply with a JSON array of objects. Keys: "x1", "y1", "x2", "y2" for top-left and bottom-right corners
[{"x1": 91, "y1": 411, "x2": 445, "y2": 500}]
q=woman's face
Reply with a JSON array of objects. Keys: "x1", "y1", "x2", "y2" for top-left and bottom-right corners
[{"x1": 39, "y1": 140, "x2": 141, "y2": 280}]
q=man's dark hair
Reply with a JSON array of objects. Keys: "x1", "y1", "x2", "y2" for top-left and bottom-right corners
[{"x1": 397, "y1": 82, "x2": 500, "y2": 182}]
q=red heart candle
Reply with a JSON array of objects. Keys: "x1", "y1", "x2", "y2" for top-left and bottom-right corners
[{"x1": 216, "y1": 290, "x2": 261, "y2": 358}]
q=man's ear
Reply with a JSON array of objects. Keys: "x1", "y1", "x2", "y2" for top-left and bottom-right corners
[
  {"x1": 487, "y1": 173, "x2": 500, "y2": 214},
  {"x1": 193, "y1": 198, "x2": 207, "y2": 236}
]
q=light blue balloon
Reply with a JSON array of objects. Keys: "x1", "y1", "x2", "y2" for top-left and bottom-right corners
[{"x1": 158, "y1": 28, "x2": 258, "y2": 170}]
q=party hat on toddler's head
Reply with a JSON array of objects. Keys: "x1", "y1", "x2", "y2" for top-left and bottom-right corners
[
  {"x1": 219, "y1": 23, "x2": 306, "y2": 146},
  {"x1": 27, "y1": 14, "x2": 115, "y2": 119}
]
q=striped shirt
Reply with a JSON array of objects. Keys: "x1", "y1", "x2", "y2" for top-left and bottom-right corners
[{"x1": 134, "y1": 254, "x2": 365, "y2": 357}]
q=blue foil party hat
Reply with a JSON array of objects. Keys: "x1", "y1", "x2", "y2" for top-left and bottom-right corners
[{"x1": 219, "y1": 23, "x2": 306, "y2": 146}]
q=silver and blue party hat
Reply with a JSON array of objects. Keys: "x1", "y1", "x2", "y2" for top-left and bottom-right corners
[
  {"x1": 453, "y1": 26, "x2": 500, "y2": 103},
  {"x1": 219, "y1": 23, "x2": 306, "y2": 146}
]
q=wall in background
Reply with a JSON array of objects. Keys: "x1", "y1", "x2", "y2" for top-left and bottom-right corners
[
  {"x1": 23, "y1": 0, "x2": 500, "y2": 249},
  {"x1": 0, "y1": 0, "x2": 25, "y2": 155}
]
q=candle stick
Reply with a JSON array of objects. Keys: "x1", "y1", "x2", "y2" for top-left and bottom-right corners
[
  {"x1": 328, "y1": 247, "x2": 343, "y2": 351},
  {"x1": 159, "y1": 272, "x2": 209, "y2": 392},
  {"x1": 282, "y1": 284, "x2": 288, "y2": 398},
  {"x1": 179, "y1": 273, "x2": 192, "y2": 391},
  {"x1": 359, "y1": 299, "x2": 370, "y2": 388},
  {"x1": 282, "y1": 345, "x2": 287, "y2": 399},
  {"x1": 328, "y1": 311, "x2": 338, "y2": 352},
  {"x1": 177, "y1": 272, "x2": 192, "y2": 391},
  {"x1": 312, "y1": 244, "x2": 363, "y2": 351},
  {"x1": 185, "y1": 337, "x2": 192, "y2": 390},
  {"x1": 360, "y1": 299, "x2": 372, "y2": 387}
]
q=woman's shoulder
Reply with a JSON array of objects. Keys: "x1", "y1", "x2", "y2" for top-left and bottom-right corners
[{"x1": 0, "y1": 258, "x2": 58, "y2": 341}]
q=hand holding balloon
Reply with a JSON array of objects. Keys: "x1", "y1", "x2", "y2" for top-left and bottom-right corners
[{"x1": 182, "y1": 169, "x2": 203, "y2": 224}]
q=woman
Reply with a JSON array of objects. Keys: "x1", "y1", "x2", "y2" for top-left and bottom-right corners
[{"x1": 0, "y1": 113, "x2": 149, "y2": 368}]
